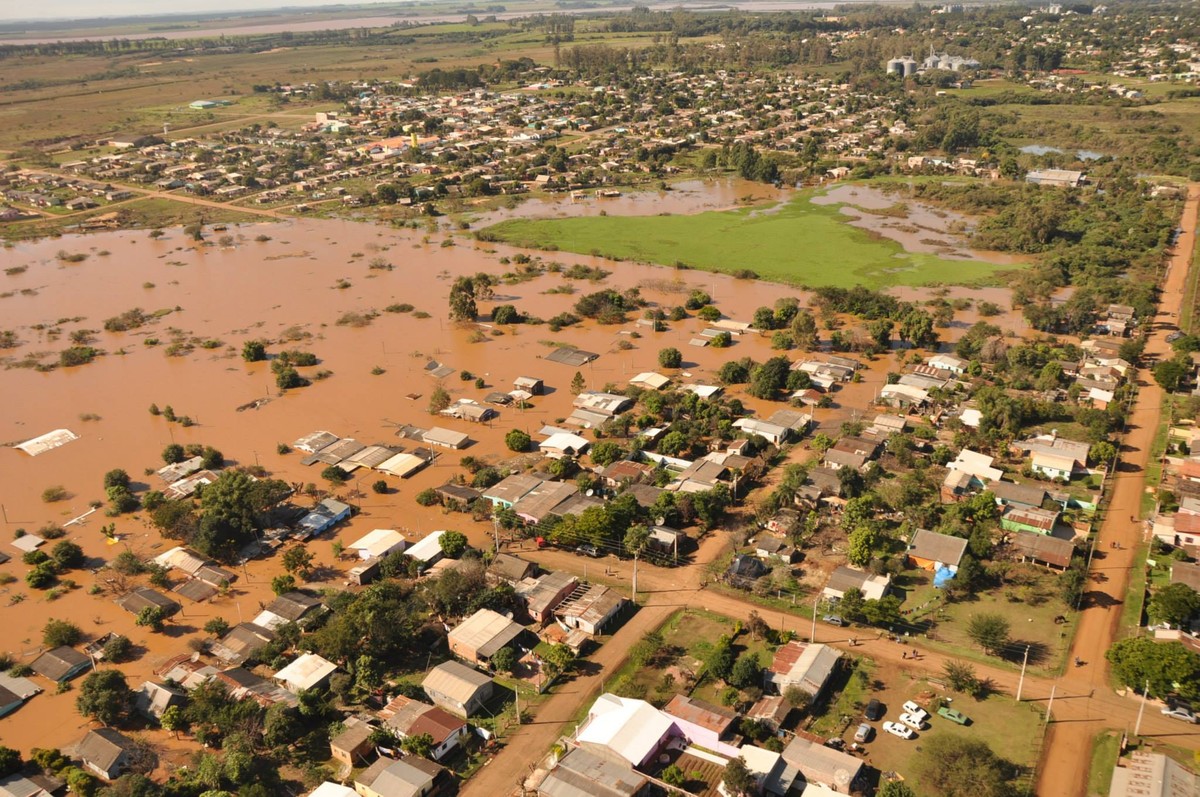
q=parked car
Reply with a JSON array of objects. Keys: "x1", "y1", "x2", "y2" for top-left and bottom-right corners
[
  {"x1": 899, "y1": 712, "x2": 926, "y2": 731},
  {"x1": 865, "y1": 698, "x2": 884, "y2": 721},
  {"x1": 937, "y1": 707, "x2": 970, "y2": 725},
  {"x1": 854, "y1": 723, "x2": 873, "y2": 743},
  {"x1": 576, "y1": 544, "x2": 602, "y2": 558},
  {"x1": 822, "y1": 614, "x2": 845, "y2": 627},
  {"x1": 1162, "y1": 706, "x2": 1198, "y2": 724},
  {"x1": 902, "y1": 701, "x2": 930, "y2": 724},
  {"x1": 883, "y1": 721, "x2": 915, "y2": 740},
  {"x1": 1166, "y1": 331, "x2": 1184, "y2": 342}
]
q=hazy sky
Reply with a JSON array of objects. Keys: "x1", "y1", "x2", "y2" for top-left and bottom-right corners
[{"x1": 2, "y1": 1, "x2": 407, "y2": 23}]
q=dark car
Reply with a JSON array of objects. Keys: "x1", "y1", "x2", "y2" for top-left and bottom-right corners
[{"x1": 865, "y1": 698, "x2": 884, "y2": 721}]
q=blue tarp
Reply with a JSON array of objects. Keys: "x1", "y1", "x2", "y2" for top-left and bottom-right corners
[{"x1": 933, "y1": 565, "x2": 957, "y2": 588}]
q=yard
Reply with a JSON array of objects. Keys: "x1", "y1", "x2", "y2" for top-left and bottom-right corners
[
  {"x1": 478, "y1": 188, "x2": 1022, "y2": 289},
  {"x1": 892, "y1": 565, "x2": 1077, "y2": 674},
  {"x1": 834, "y1": 663, "x2": 1046, "y2": 792}
]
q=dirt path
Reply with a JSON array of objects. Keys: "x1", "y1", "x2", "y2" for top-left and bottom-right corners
[{"x1": 1036, "y1": 181, "x2": 1200, "y2": 796}]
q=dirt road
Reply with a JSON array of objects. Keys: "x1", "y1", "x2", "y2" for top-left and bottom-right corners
[{"x1": 1036, "y1": 182, "x2": 1200, "y2": 796}]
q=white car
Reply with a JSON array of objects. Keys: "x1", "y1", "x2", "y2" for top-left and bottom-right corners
[
  {"x1": 899, "y1": 712, "x2": 926, "y2": 731},
  {"x1": 902, "y1": 702, "x2": 930, "y2": 724},
  {"x1": 883, "y1": 721, "x2": 915, "y2": 740},
  {"x1": 1162, "y1": 706, "x2": 1199, "y2": 724}
]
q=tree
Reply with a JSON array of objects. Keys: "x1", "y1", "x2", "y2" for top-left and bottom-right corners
[
  {"x1": 879, "y1": 782, "x2": 918, "y2": 797},
  {"x1": 271, "y1": 574, "x2": 297, "y2": 595},
  {"x1": 1154, "y1": 358, "x2": 1187, "y2": 392},
  {"x1": 912, "y1": 735, "x2": 1019, "y2": 797},
  {"x1": 448, "y1": 277, "x2": 478, "y2": 321},
  {"x1": 729, "y1": 652, "x2": 762, "y2": 689},
  {"x1": 491, "y1": 646, "x2": 517, "y2": 674},
  {"x1": 1107, "y1": 637, "x2": 1200, "y2": 700},
  {"x1": 241, "y1": 340, "x2": 267, "y2": 362},
  {"x1": 846, "y1": 525, "x2": 877, "y2": 567},
  {"x1": 966, "y1": 613, "x2": 1011, "y2": 656},
  {"x1": 1148, "y1": 583, "x2": 1200, "y2": 628},
  {"x1": 590, "y1": 441, "x2": 623, "y2": 467},
  {"x1": 429, "y1": 386, "x2": 451, "y2": 414},
  {"x1": 400, "y1": 732, "x2": 435, "y2": 759},
  {"x1": 281, "y1": 546, "x2": 315, "y2": 576},
  {"x1": 943, "y1": 660, "x2": 982, "y2": 696},
  {"x1": 439, "y1": 530, "x2": 468, "y2": 558},
  {"x1": 321, "y1": 465, "x2": 349, "y2": 486},
  {"x1": 661, "y1": 764, "x2": 685, "y2": 787},
  {"x1": 76, "y1": 670, "x2": 135, "y2": 726},
  {"x1": 136, "y1": 606, "x2": 169, "y2": 631},
  {"x1": 722, "y1": 757, "x2": 759, "y2": 797},
  {"x1": 658, "y1": 347, "x2": 683, "y2": 369},
  {"x1": 704, "y1": 636, "x2": 735, "y2": 681},
  {"x1": 0, "y1": 747, "x2": 20, "y2": 778},
  {"x1": 746, "y1": 356, "x2": 791, "y2": 400},
  {"x1": 103, "y1": 469, "x2": 131, "y2": 490},
  {"x1": 194, "y1": 470, "x2": 290, "y2": 560},
  {"x1": 43, "y1": 618, "x2": 82, "y2": 648},
  {"x1": 162, "y1": 443, "x2": 186, "y2": 464},
  {"x1": 570, "y1": 371, "x2": 586, "y2": 395},
  {"x1": 103, "y1": 635, "x2": 132, "y2": 663},
  {"x1": 505, "y1": 429, "x2": 531, "y2": 452},
  {"x1": 50, "y1": 540, "x2": 85, "y2": 569},
  {"x1": 1089, "y1": 441, "x2": 1117, "y2": 467},
  {"x1": 160, "y1": 704, "x2": 186, "y2": 737}
]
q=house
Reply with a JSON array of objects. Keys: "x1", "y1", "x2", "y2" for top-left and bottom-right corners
[
  {"x1": 75, "y1": 728, "x2": 134, "y2": 780},
  {"x1": 1107, "y1": 751, "x2": 1197, "y2": 797},
  {"x1": 662, "y1": 694, "x2": 739, "y2": 756},
  {"x1": 423, "y1": 427, "x2": 472, "y2": 449},
  {"x1": 442, "y1": 401, "x2": 496, "y2": 424},
  {"x1": 733, "y1": 418, "x2": 790, "y2": 446},
  {"x1": 448, "y1": 609, "x2": 526, "y2": 666},
  {"x1": 405, "y1": 530, "x2": 447, "y2": 566},
  {"x1": 1031, "y1": 451, "x2": 1079, "y2": 481},
  {"x1": 347, "y1": 529, "x2": 407, "y2": 560},
  {"x1": 0, "y1": 687, "x2": 21, "y2": 720},
  {"x1": 0, "y1": 774, "x2": 53, "y2": 797},
  {"x1": 422, "y1": 661, "x2": 493, "y2": 717},
  {"x1": 879, "y1": 382, "x2": 929, "y2": 408},
  {"x1": 727, "y1": 554, "x2": 769, "y2": 587},
  {"x1": 514, "y1": 376, "x2": 544, "y2": 395},
  {"x1": 1001, "y1": 506, "x2": 1060, "y2": 535},
  {"x1": 489, "y1": 553, "x2": 537, "y2": 585},
  {"x1": 309, "y1": 784, "x2": 356, "y2": 797},
  {"x1": 628, "y1": 372, "x2": 670, "y2": 391},
  {"x1": 647, "y1": 525, "x2": 685, "y2": 559},
  {"x1": 907, "y1": 529, "x2": 969, "y2": 586},
  {"x1": 31, "y1": 646, "x2": 91, "y2": 683},
  {"x1": 211, "y1": 622, "x2": 276, "y2": 665},
  {"x1": 764, "y1": 641, "x2": 840, "y2": 698},
  {"x1": 572, "y1": 392, "x2": 633, "y2": 417},
  {"x1": 354, "y1": 755, "x2": 448, "y2": 797},
  {"x1": 116, "y1": 587, "x2": 181, "y2": 618},
  {"x1": 135, "y1": 681, "x2": 186, "y2": 720},
  {"x1": 942, "y1": 469, "x2": 975, "y2": 503},
  {"x1": 540, "y1": 433, "x2": 590, "y2": 459},
  {"x1": 740, "y1": 744, "x2": 802, "y2": 796},
  {"x1": 754, "y1": 534, "x2": 798, "y2": 563},
  {"x1": 1009, "y1": 531, "x2": 1075, "y2": 571},
  {"x1": 1026, "y1": 168, "x2": 1084, "y2": 188},
  {"x1": 927, "y1": 353, "x2": 968, "y2": 374},
  {"x1": 330, "y1": 720, "x2": 375, "y2": 768},
  {"x1": 1017, "y1": 434, "x2": 1089, "y2": 479},
  {"x1": 555, "y1": 584, "x2": 627, "y2": 635},
  {"x1": 253, "y1": 591, "x2": 324, "y2": 630},
  {"x1": 948, "y1": 450, "x2": 1003, "y2": 483},
  {"x1": 822, "y1": 566, "x2": 891, "y2": 602},
  {"x1": 824, "y1": 437, "x2": 879, "y2": 471},
  {"x1": 781, "y1": 735, "x2": 863, "y2": 794},
  {"x1": 538, "y1": 746, "x2": 648, "y2": 797},
  {"x1": 215, "y1": 667, "x2": 297, "y2": 708},
  {"x1": 483, "y1": 474, "x2": 543, "y2": 508},
  {"x1": 1171, "y1": 561, "x2": 1200, "y2": 592},
  {"x1": 0, "y1": 672, "x2": 41, "y2": 706},
  {"x1": 575, "y1": 693, "x2": 677, "y2": 767},
  {"x1": 434, "y1": 482, "x2": 480, "y2": 508},
  {"x1": 156, "y1": 655, "x2": 218, "y2": 690},
  {"x1": 746, "y1": 695, "x2": 792, "y2": 734},
  {"x1": 517, "y1": 570, "x2": 579, "y2": 624},
  {"x1": 990, "y1": 480, "x2": 1047, "y2": 510},
  {"x1": 274, "y1": 653, "x2": 338, "y2": 693},
  {"x1": 297, "y1": 497, "x2": 353, "y2": 537},
  {"x1": 379, "y1": 695, "x2": 468, "y2": 761},
  {"x1": 513, "y1": 481, "x2": 579, "y2": 524},
  {"x1": 598, "y1": 460, "x2": 653, "y2": 488}
]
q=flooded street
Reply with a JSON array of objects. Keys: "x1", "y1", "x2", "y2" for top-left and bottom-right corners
[{"x1": 0, "y1": 205, "x2": 1022, "y2": 754}]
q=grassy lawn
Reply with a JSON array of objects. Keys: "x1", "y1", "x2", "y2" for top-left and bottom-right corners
[
  {"x1": 846, "y1": 668, "x2": 1046, "y2": 790},
  {"x1": 895, "y1": 566, "x2": 1076, "y2": 675},
  {"x1": 1088, "y1": 731, "x2": 1122, "y2": 796},
  {"x1": 477, "y1": 187, "x2": 1023, "y2": 289},
  {"x1": 1115, "y1": 543, "x2": 1151, "y2": 643}
]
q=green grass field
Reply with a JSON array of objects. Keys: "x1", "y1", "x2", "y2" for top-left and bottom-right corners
[{"x1": 478, "y1": 188, "x2": 1022, "y2": 289}]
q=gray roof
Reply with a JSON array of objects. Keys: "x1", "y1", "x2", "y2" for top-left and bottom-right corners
[
  {"x1": 264, "y1": 591, "x2": 322, "y2": 622},
  {"x1": 540, "y1": 747, "x2": 647, "y2": 797},
  {"x1": 908, "y1": 529, "x2": 969, "y2": 568},
  {"x1": 989, "y1": 480, "x2": 1047, "y2": 508},
  {"x1": 545, "y1": 347, "x2": 599, "y2": 366},
  {"x1": 75, "y1": 728, "x2": 132, "y2": 773},
  {"x1": 30, "y1": 646, "x2": 90, "y2": 682},
  {"x1": 422, "y1": 660, "x2": 492, "y2": 704},
  {"x1": 116, "y1": 587, "x2": 180, "y2": 616},
  {"x1": 356, "y1": 756, "x2": 443, "y2": 797}
]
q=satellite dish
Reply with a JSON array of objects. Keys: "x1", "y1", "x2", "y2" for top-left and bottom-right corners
[
  {"x1": 656, "y1": 517, "x2": 666, "y2": 526},
  {"x1": 586, "y1": 489, "x2": 594, "y2": 497}
]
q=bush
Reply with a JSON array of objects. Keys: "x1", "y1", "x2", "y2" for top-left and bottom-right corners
[
  {"x1": 372, "y1": 480, "x2": 389, "y2": 494},
  {"x1": 505, "y1": 429, "x2": 532, "y2": 452},
  {"x1": 658, "y1": 347, "x2": 683, "y2": 368},
  {"x1": 41, "y1": 485, "x2": 68, "y2": 503},
  {"x1": 415, "y1": 488, "x2": 439, "y2": 506},
  {"x1": 103, "y1": 635, "x2": 132, "y2": 663},
  {"x1": 43, "y1": 619, "x2": 82, "y2": 648}
]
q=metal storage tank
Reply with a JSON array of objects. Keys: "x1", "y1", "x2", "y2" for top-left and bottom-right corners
[
  {"x1": 901, "y1": 57, "x2": 919, "y2": 76},
  {"x1": 886, "y1": 58, "x2": 906, "y2": 76}
]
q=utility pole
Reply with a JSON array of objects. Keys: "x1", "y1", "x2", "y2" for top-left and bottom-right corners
[
  {"x1": 1017, "y1": 645, "x2": 1030, "y2": 702},
  {"x1": 1046, "y1": 685, "x2": 1056, "y2": 723},
  {"x1": 810, "y1": 594, "x2": 819, "y2": 643},
  {"x1": 493, "y1": 515, "x2": 500, "y2": 554},
  {"x1": 1134, "y1": 679, "x2": 1150, "y2": 737},
  {"x1": 631, "y1": 552, "x2": 638, "y2": 604}
]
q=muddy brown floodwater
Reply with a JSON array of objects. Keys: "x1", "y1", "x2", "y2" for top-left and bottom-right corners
[{"x1": 0, "y1": 211, "x2": 1022, "y2": 760}]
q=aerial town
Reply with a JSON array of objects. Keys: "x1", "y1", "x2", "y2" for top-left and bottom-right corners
[{"x1": 0, "y1": 2, "x2": 1199, "y2": 797}]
